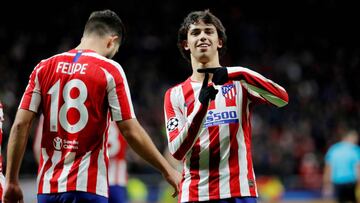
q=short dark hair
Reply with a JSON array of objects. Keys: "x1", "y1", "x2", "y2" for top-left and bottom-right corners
[
  {"x1": 177, "y1": 9, "x2": 227, "y2": 62},
  {"x1": 84, "y1": 9, "x2": 126, "y2": 45}
]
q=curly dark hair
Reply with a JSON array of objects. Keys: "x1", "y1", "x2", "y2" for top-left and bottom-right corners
[{"x1": 177, "y1": 9, "x2": 227, "y2": 63}]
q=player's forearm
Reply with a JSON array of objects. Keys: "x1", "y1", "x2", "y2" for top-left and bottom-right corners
[
  {"x1": 124, "y1": 124, "x2": 173, "y2": 175},
  {"x1": 6, "y1": 118, "x2": 32, "y2": 183},
  {"x1": 167, "y1": 103, "x2": 207, "y2": 160},
  {"x1": 228, "y1": 67, "x2": 289, "y2": 107}
]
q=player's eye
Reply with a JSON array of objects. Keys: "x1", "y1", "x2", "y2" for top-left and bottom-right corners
[{"x1": 190, "y1": 29, "x2": 200, "y2": 36}]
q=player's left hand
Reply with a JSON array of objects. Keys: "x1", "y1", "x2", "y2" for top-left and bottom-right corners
[
  {"x1": 3, "y1": 182, "x2": 24, "y2": 203},
  {"x1": 198, "y1": 67, "x2": 228, "y2": 85},
  {"x1": 163, "y1": 168, "x2": 182, "y2": 197}
]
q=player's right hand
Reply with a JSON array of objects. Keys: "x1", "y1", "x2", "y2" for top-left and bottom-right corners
[
  {"x1": 3, "y1": 182, "x2": 24, "y2": 203},
  {"x1": 199, "y1": 72, "x2": 218, "y2": 105},
  {"x1": 198, "y1": 67, "x2": 229, "y2": 85}
]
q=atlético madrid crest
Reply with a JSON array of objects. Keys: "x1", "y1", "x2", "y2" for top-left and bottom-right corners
[{"x1": 221, "y1": 84, "x2": 236, "y2": 99}]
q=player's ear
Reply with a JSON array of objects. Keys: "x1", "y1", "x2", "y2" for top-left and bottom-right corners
[
  {"x1": 183, "y1": 40, "x2": 190, "y2": 51},
  {"x1": 107, "y1": 35, "x2": 119, "y2": 49},
  {"x1": 217, "y1": 38, "x2": 223, "y2": 49}
]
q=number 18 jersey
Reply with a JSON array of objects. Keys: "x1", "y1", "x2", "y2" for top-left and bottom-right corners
[{"x1": 19, "y1": 49, "x2": 136, "y2": 197}]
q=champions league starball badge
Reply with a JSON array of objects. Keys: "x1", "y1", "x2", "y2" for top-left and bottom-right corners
[{"x1": 166, "y1": 117, "x2": 179, "y2": 132}]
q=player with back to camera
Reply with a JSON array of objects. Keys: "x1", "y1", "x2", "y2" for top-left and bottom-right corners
[
  {"x1": 164, "y1": 10, "x2": 289, "y2": 203},
  {"x1": 3, "y1": 9, "x2": 180, "y2": 203}
]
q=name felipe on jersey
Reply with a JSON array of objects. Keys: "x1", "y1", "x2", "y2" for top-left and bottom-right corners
[
  {"x1": 204, "y1": 109, "x2": 239, "y2": 127},
  {"x1": 56, "y1": 62, "x2": 88, "y2": 75}
]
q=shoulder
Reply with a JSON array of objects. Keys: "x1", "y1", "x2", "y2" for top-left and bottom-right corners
[
  {"x1": 82, "y1": 52, "x2": 122, "y2": 69},
  {"x1": 165, "y1": 79, "x2": 190, "y2": 97}
]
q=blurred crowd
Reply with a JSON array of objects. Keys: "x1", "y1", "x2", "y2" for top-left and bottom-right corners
[{"x1": 0, "y1": 0, "x2": 359, "y2": 191}]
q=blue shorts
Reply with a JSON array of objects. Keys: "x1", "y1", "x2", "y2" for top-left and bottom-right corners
[
  {"x1": 191, "y1": 197, "x2": 257, "y2": 203},
  {"x1": 109, "y1": 185, "x2": 128, "y2": 203},
  {"x1": 37, "y1": 191, "x2": 108, "y2": 203}
]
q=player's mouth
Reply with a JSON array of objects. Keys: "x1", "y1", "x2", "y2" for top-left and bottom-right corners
[{"x1": 197, "y1": 43, "x2": 211, "y2": 48}]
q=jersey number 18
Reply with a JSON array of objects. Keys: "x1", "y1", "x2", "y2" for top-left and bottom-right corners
[{"x1": 48, "y1": 79, "x2": 88, "y2": 133}]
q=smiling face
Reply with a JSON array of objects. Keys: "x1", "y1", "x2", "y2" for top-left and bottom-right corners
[{"x1": 184, "y1": 20, "x2": 223, "y2": 64}]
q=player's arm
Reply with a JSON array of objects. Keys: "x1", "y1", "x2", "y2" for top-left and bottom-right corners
[
  {"x1": 4, "y1": 62, "x2": 43, "y2": 203},
  {"x1": 106, "y1": 63, "x2": 181, "y2": 197},
  {"x1": 198, "y1": 67, "x2": 289, "y2": 107},
  {"x1": 4, "y1": 109, "x2": 36, "y2": 203},
  {"x1": 33, "y1": 114, "x2": 44, "y2": 164},
  {"x1": 116, "y1": 119, "x2": 181, "y2": 197},
  {"x1": 164, "y1": 73, "x2": 217, "y2": 160}
]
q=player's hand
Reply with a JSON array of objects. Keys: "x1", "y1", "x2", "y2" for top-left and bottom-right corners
[
  {"x1": 3, "y1": 182, "x2": 24, "y2": 203},
  {"x1": 199, "y1": 72, "x2": 218, "y2": 105},
  {"x1": 198, "y1": 67, "x2": 228, "y2": 85},
  {"x1": 163, "y1": 168, "x2": 182, "y2": 197}
]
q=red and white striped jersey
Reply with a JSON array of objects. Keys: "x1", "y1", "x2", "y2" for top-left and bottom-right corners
[
  {"x1": 107, "y1": 121, "x2": 127, "y2": 186},
  {"x1": 0, "y1": 101, "x2": 5, "y2": 198},
  {"x1": 19, "y1": 49, "x2": 136, "y2": 197},
  {"x1": 164, "y1": 66, "x2": 288, "y2": 202}
]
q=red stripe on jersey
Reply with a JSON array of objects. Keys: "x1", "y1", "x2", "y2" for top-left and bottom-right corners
[
  {"x1": 181, "y1": 81, "x2": 195, "y2": 116},
  {"x1": 38, "y1": 149, "x2": 54, "y2": 194},
  {"x1": 50, "y1": 153, "x2": 66, "y2": 193},
  {"x1": 164, "y1": 89, "x2": 179, "y2": 142},
  {"x1": 208, "y1": 101, "x2": 220, "y2": 198},
  {"x1": 241, "y1": 86, "x2": 256, "y2": 196},
  {"x1": 66, "y1": 154, "x2": 81, "y2": 191},
  {"x1": 247, "y1": 103, "x2": 257, "y2": 196},
  {"x1": 228, "y1": 122, "x2": 241, "y2": 196},
  {"x1": 226, "y1": 86, "x2": 241, "y2": 196},
  {"x1": 87, "y1": 149, "x2": 100, "y2": 194},
  {"x1": 188, "y1": 139, "x2": 200, "y2": 202}
]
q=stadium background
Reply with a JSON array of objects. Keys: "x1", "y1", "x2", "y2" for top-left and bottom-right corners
[{"x1": 0, "y1": 0, "x2": 359, "y2": 202}]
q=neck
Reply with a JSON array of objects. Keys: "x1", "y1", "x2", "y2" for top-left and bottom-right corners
[
  {"x1": 190, "y1": 55, "x2": 221, "y2": 82},
  {"x1": 75, "y1": 36, "x2": 107, "y2": 57}
]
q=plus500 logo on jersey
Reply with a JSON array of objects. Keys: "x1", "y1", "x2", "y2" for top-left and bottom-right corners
[{"x1": 204, "y1": 110, "x2": 239, "y2": 127}]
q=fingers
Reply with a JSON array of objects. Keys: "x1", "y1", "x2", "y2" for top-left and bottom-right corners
[
  {"x1": 201, "y1": 72, "x2": 209, "y2": 89},
  {"x1": 197, "y1": 68, "x2": 219, "y2": 73},
  {"x1": 209, "y1": 88, "x2": 218, "y2": 100},
  {"x1": 172, "y1": 189, "x2": 178, "y2": 198}
]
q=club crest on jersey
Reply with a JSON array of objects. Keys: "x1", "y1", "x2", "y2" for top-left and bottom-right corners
[
  {"x1": 221, "y1": 84, "x2": 236, "y2": 99},
  {"x1": 53, "y1": 137, "x2": 63, "y2": 150},
  {"x1": 167, "y1": 117, "x2": 179, "y2": 132}
]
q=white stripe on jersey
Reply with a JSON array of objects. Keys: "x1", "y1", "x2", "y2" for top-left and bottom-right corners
[
  {"x1": 217, "y1": 95, "x2": 231, "y2": 199},
  {"x1": 42, "y1": 150, "x2": 62, "y2": 193},
  {"x1": 167, "y1": 87, "x2": 185, "y2": 154},
  {"x1": 96, "y1": 148, "x2": 108, "y2": 197},
  {"x1": 37, "y1": 148, "x2": 49, "y2": 190},
  {"x1": 100, "y1": 68, "x2": 123, "y2": 121},
  {"x1": 181, "y1": 155, "x2": 192, "y2": 202},
  {"x1": 57, "y1": 152, "x2": 76, "y2": 192},
  {"x1": 197, "y1": 128, "x2": 210, "y2": 202},
  {"x1": 76, "y1": 151, "x2": 91, "y2": 192},
  {"x1": 29, "y1": 65, "x2": 44, "y2": 112}
]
